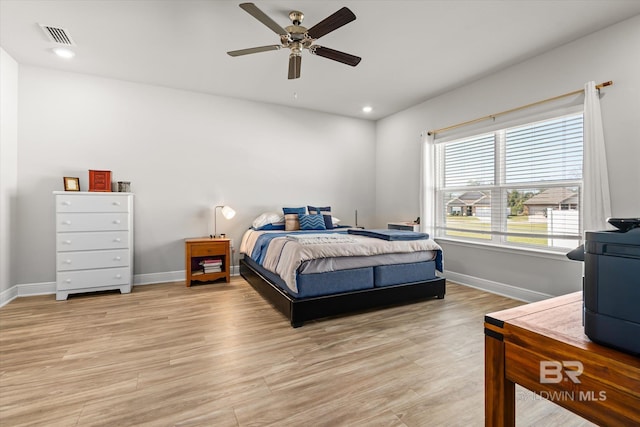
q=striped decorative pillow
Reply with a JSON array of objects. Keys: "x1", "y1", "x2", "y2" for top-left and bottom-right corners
[
  {"x1": 307, "y1": 205, "x2": 333, "y2": 229},
  {"x1": 298, "y1": 214, "x2": 327, "y2": 230}
]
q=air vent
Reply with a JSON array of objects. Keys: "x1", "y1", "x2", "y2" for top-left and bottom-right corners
[{"x1": 39, "y1": 24, "x2": 75, "y2": 46}]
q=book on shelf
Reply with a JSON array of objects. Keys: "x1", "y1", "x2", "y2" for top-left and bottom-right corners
[
  {"x1": 192, "y1": 270, "x2": 205, "y2": 276},
  {"x1": 199, "y1": 258, "x2": 222, "y2": 266},
  {"x1": 204, "y1": 267, "x2": 222, "y2": 273}
]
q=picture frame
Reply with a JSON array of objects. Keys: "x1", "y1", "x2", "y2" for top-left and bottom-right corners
[{"x1": 63, "y1": 177, "x2": 80, "y2": 191}]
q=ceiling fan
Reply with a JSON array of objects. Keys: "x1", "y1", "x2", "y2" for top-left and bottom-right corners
[{"x1": 227, "y1": 3, "x2": 361, "y2": 79}]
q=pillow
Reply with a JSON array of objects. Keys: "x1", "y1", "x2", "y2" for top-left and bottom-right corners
[
  {"x1": 307, "y1": 205, "x2": 333, "y2": 229},
  {"x1": 252, "y1": 212, "x2": 284, "y2": 229},
  {"x1": 252, "y1": 223, "x2": 285, "y2": 231},
  {"x1": 283, "y1": 207, "x2": 306, "y2": 231},
  {"x1": 298, "y1": 213, "x2": 327, "y2": 231}
]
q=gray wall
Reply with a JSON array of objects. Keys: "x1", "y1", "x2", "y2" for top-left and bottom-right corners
[
  {"x1": 375, "y1": 15, "x2": 640, "y2": 299},
  {"x1": 1, "y1": 48, "x2": 19, "y2": 295},
  {"x1": 15, "y1": 66, "x2": 375, "y2": 286}
]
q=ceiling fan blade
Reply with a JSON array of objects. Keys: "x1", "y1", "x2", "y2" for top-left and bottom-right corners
[
  {"x1": 311, "y1": 46, "x2": 361, "y2": 67},
  {"x1": 288, "y1": 55, "x2": 301, "y2": 80},
  {"x1": 306, "y1": 7, "x2": 356, "y2": 39},
  {"x1": 227, "y1": 45, "x2": 281, "y2": 57},
  {"x1": 239, "y1": 3, "x2": 288, "y2": 36}
]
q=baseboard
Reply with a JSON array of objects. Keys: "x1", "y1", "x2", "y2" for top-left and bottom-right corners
[
  {"x1": 0, "y1": 285, "x2": 19, "y2": 307},
  {"x1": 1, "y1": 266, "x2": 242, "y2": 308},
  {"x1": 444, "y1": 271, "x2": 554, "y2": 303},
  {"x1": 134, "y1": 270, "x2": 185, "y2": 286}
]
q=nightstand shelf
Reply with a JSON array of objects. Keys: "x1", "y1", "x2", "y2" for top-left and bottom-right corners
[{"x1": 185, "y1": 238, "x2": 230, "y2": 286}]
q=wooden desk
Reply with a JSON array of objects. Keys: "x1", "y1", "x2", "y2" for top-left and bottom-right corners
[{"x1": 484, "y1": 292, "x2": 640, "y2": 426}]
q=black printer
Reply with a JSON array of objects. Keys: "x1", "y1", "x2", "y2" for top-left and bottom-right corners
[{"x1": 583, "y1": 218, "x2": 640, "y2": 355}]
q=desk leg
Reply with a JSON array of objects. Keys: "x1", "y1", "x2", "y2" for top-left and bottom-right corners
[{"x1": 485, "y1": 333, "x2": 515, "y2": 427}]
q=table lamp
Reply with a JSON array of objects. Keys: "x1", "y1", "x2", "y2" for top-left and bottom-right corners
[{"x1": 213, "y1": 205, "x2": 236, "y2": 238}]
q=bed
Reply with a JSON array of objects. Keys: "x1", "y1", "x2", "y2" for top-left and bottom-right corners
[{"x1": 239, "y1": 222, "x2": 445, "y2": 327}]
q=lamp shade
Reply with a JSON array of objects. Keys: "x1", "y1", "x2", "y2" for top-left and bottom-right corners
[{"x1": 220, "y1": 205, "x2": 236, "y2": 220}]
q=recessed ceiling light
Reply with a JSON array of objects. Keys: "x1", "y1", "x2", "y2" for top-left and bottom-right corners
[
  {"x1": 362, "y1": 106, "x2": 373, "y2": 113},
  {"x1": 53, "y1": 47, "x2": 75, "y2": 59}
]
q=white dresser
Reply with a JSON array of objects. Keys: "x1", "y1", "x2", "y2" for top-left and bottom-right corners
[{"x1": 54, "y1": 191, "x2": 134, "y2": 300}]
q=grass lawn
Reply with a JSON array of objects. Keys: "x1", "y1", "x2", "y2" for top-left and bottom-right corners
[{"x1": 445, "y1": 215, "x2": 548, "y2": 245}]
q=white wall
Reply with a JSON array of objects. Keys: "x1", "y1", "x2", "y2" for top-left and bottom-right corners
[
  {"x1": 15, "y1": 67, "x2": 375, "y2": 286},
  {"x1": 375, "y1": 15, "x2": 640, "y2": 299},
  {"x1": 0, "y1": 48, "x2": 19, "y2": 297}
]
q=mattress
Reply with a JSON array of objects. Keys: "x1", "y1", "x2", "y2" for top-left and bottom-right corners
[
  {"x1": 243, "y1": 255, "x2": 439, "y2": 299},
  {"x1": 240, "y1": 228, "x2": 443, "y2": 297}
]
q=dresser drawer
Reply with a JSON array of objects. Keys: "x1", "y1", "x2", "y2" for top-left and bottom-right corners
[
  {"x1": 57, "y1": 213, "x2": 129, "y2": 232},
  {"x1": 56, "y1": 194, "x2": 130, "y2": 213},
  {"x1": 57, "y1": 249, "x2": 130, "y2": 271},
  {"x1": 190, "y1": 242, "x2": 228, "y2": 257},
  {"x1": 57, "y1": 267, "x2": 131, "y2": 290},
  {"x1": 57, "y1": 231, "x2": 130, "y2": 252}
]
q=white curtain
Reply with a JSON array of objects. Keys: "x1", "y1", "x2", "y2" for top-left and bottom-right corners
[
  {"x1": 419, "y1": 132, "x2": 437, "y2": 237},
  {"x1": 582, "y1": 81, "x2": 612, "y2": 234}
]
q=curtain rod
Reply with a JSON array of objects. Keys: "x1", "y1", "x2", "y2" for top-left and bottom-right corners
[{"x1": 427, "y1": 80, "x2": 613, "y2": 136}]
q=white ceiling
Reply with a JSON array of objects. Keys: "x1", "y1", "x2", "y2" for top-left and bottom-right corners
[{"x1": 2, "y1": 0, "x2": 640, "y2": 120}]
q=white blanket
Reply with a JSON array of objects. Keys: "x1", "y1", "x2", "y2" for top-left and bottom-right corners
[{"x1": 286, "y1": 233, "x2": 357, "y2": 245}]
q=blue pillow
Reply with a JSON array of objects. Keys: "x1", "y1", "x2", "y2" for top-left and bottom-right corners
[
  {"x1": 252, "y1": 223, "x2": 286, "y2": 231},
  {"x1": 298, "y1": 214, "x2": 327, "y2": 230},
  {"x1": 283, "y1": 207, "x2": 306, "y2": 231},
  {"x1": 283, "y1": 207, "x2": 306, "y2": 215},
  {"x1": 307, "y1": 205, "x2": 333, "y2": 229}
]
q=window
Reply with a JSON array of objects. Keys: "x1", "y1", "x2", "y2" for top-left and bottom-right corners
[{"x1": 435, "y1": 113, "x2": 583, "y2": 250}]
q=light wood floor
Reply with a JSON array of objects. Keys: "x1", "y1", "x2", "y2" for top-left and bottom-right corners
[{"x1": 0, "y1": 278, "x2": 595, "y2": 427}]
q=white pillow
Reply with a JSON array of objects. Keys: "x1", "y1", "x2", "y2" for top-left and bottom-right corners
[
  {"x1": 332, "y1": 216, "x2": 341, "y2": 225},
  {"x1": 252, "y1": 212, "x2": 285, "y2": 229}
]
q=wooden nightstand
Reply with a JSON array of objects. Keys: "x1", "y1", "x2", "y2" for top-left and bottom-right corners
[{"x1": 184, "y1": 237, "x2": 231, "y2": 287}]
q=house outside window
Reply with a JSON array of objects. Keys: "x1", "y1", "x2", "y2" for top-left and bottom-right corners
[{"x1": 435, "y1": 112, "x2": 583, "y2": 250}]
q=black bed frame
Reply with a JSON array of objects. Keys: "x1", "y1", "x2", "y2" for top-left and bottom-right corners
[{"x1": 239, "y1": 257, "x2": 446, "y2": 327}]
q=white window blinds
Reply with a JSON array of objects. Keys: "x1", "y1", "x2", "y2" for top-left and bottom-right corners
[
  {"x1": 444, "y1": 134, "x2": 495, "y2": 187},
  {"x1": 505, "y1": 115, "x2": 583, "y2": 184}
]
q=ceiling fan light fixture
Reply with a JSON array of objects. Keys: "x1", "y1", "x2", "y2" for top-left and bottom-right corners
[{"x1": 362, "y1": 106, "x2": 373, "y2": 113}]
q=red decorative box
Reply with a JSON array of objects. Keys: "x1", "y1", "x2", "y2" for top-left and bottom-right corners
[{"x1": 89, "y1": 170, "x2": 112, "y2": 192}]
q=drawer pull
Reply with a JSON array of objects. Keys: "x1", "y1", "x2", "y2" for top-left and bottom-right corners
[
  {"x1": 65, "y1": 279, "x2": 71, "y2": 283},
  {"x1": 113, "y1": 220, "x2": 121, "y2": 224},
  {"x1": 115, "y1": 274, "x2": 122, "y2": 279},
  {"x1": 63, "y1": 220, "x2": 71, "y2": 225},
  {"x1": 114, "y1": 256, "x2": 121, "y2": 261},
  {"x1": 112, "y1": 201, "x2": 121, "y2": 206},
  {"x1": 63, "y1": 240, "x2": 72, "y2": 244},
  {"x1": 62, "y1": 201, "x2": 71, "y2": 206},
  {"x1": 114, "y1": 238, "x2": 121, "y2": 242},
  {"x1": 64, "y1": 259, "x2": 72, "y2": 264}
]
